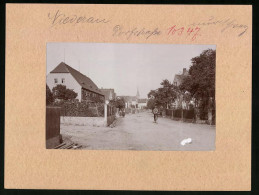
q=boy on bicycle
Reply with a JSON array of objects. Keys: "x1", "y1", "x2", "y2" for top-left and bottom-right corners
[{"x1": 152, "y1": 106, "x2": 159, "y2": 123}]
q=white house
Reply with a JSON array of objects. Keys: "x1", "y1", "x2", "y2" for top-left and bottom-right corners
[
  {"x1": 47, "y1": 62, "x2": 104, "y2": 102},
  {"x1": 138, "y1": 99, "x2": 148, "y2": 109},
  {"x1": 118, "y1": 89, "x2": 141, "y2": 108}
]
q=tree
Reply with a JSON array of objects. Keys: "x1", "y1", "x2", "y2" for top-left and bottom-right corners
[
  {"x1": 147, "y1": 98, "x2": 156, "y2": 110},
  {"x1": 147, "y1": 79, "x2": 177, "y2": 109},
  {"x1": 52, "y1": 84, "x2": 78, "y2": 101},
  {"x1": 46, "y1": 84, "x2": 53, "y2": 105},
  {"x1": 179, "y1": 49, "x2": 216, "y2": 118},
  {"x1": 110, "y1": 97, "x2": 125, "y2": 110}
]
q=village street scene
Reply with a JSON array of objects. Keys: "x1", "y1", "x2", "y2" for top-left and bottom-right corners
[{"x1": 46, "y1": 43, "x2": 216, "y2": 151}]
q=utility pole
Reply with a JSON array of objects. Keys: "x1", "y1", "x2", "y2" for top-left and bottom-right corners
[
  {"x1": 78, "y1": 60, "x2": 80, "y2": 72},
  {"x1": 64, "y1": 48, "x2": 66, "y2": 63}
]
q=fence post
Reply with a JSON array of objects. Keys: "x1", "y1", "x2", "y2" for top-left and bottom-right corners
[
  {"x1": 208, "y1": 108, "x2": 212, "y2": 125},
  {"x1": 104, "y1": 102, "x2": 108, "y2": 124}
]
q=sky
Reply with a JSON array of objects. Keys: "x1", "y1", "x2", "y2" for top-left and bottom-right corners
[{"x1": 47, "y1": 43, "x2": 216, "y2": 98}]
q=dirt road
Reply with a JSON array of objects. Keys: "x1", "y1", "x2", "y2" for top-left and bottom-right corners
[{"x1": 61, "y1": 111, "x2": 215, "y2": 151}]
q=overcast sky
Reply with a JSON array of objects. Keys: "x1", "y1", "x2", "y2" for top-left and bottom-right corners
[{"x1": 47, "y1": 43, "x2": 216, "y2": 98}]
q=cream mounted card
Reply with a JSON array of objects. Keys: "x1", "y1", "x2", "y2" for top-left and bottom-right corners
[{"x1": 5, "y1": 4, "x2": 251, "y2": 190}]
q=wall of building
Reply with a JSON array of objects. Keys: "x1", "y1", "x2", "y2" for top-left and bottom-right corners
[
  {"x1": 138, "y1": 103, "x2": 147, "y2": 109},
  {"x1": 81, "y1": 88, "x2": 104, "y2": 102},
  {"x1": 100, "y1": 89, "x2": 116, "y2": 101},
  {"x1": 46, "y1": 73, "x2": 82, "y2": 101}
]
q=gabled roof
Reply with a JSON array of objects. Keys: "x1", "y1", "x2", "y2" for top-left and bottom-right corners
[
  {"x1": 50, "y1": 62, "x2": 104, "y2": 96},
  {"x1": 50, "y1": 62, "x2": 70, "y2": 73}
]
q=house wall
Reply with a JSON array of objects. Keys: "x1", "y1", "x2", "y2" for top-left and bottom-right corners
[
  {"x1": 131, "y1": 100, "x2": 137, "y2": 106},
  {"x1": 138, "y1": 102, "x2": 147, "y2": 109},
  {"x1": 46, "y1": 73, "x2": 82, "y2": 101},
  {"x1": 173, "y1": 77, "x2": 180, "y2": 86},
  {"x1": 82, "y1": 88, "x2": 105, "y2": 102},
  {"x1": 100, "y1": 89, "x2": 116, "y2": 101}
]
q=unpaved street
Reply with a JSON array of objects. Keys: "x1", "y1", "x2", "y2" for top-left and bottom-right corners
[{"x1": 61, "y1": 111, "x2": 215, "y2": 151}]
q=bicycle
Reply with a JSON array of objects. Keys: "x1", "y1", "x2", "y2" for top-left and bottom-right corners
[
  {"x1": 154, "y1": 114, "x2": 158, "y2": 123},
  {"x1": 152, "y1": 107, "x2": 159, "y2": 123}
]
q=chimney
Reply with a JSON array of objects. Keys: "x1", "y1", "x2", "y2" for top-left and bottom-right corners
[{"x1": 183, "y1": 68, "x2": 187, "y2": 75}]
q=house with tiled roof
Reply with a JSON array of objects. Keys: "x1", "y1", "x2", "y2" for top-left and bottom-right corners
[
  {"x1": 118, "y1": 89, "x2": 143, "y2": 108},
  {"x1": 173, "y1": 68, "x2": 189, "y2": 87},
  {"x1": 100, "y1": 88, "x2": 116, "y2": 101},
  {"x1": 47, "y1": 62, "x2": 104, "y2": 102},
  {"x1": 172, "y1": 68, "x2": 190, "y2": 109}
]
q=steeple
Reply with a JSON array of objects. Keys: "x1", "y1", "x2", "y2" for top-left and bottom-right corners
[{"x1": 136, "y1": 88, "x2": 140, "y2": 99}]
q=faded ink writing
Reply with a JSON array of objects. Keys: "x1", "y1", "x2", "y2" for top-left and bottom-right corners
[
  {"x1": 112, "y1": 25, "x2": 161, "y2": 40},
  {"x1": 48, "y1": 10, "x2": 110, "y2": 27},
  {"x1": 189, "y1": 16, "x2": 248, "y2": 37}
]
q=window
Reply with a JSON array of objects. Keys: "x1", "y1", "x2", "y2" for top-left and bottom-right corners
[
  {"x1": 54, "y1": 78, "x2": 58, "y2": 83},
  {"x1": 62, "y1": 78, "x2": 65, "y2": 83}
]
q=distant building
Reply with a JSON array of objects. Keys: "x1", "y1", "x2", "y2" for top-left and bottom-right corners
[
  {"x1": 173, "y1": 68, "x2": 189, "y2": 87},
  {"x1": 46, "y1": 62, "x2": 104, "y2": 102},
  {"x1": 100, "y1": 88, "x2": 116, "y2": 101},
  {"x1": 138, "y1": 99, "x2": 148, "y2": 109},
  {"x1": 117, "y1": 96, "x2": 136, "y2": 108},
  {"x1": 172, "y1": 68, "x2": 190, "y2": 109},
  {"x1": 118, "y1": 89, "x2": 146, "y2": 109}
]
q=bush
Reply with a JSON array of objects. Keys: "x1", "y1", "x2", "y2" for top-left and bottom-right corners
[
  {"x1": 46, "y1": 84, "x2": 53, "y2": 105},
  {"x1": 53, "y1": 100, "x2": 104, "y2": 117},
  {"x1": 52, "y1": 84, "x2": 77, "y2": 101}
]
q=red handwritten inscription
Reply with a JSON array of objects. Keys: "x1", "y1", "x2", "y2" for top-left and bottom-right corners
[{"x1": 167, "y1": 25, "x2": 201, "y2": 41}]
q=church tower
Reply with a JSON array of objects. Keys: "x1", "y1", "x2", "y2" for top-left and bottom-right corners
[{"x1": 136, "y1": 88, "x2": 140, "y2": 100}]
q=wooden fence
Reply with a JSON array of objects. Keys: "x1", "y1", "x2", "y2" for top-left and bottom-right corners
[
  {"x1": 165, "y1": 108, "x2": 215, "y2": 124},
  {"x1": 46, "y1": 107, "x2": 62, "y2": 148},
  {"x1": 107, "y1": 104, "x2": 116, "y2": 116}
]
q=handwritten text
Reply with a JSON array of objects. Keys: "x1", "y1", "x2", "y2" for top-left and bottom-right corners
[
  {"x1": 48, "y1": 10, "x2": 110, "y2": 27},
  {"x1": 167, "y1": 25, "x2": 201, "y2": 41},
  {"x1": 189, "y1": 16, "x2": 248, "y2": 37},
  {"x1": 112, "y1": 25, "x2": 161, "y2": 40}
]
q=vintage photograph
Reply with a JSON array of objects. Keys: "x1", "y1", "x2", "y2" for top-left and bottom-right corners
[{"x1": 46, "y1": 43, "x2": 216, "y2": 151}]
